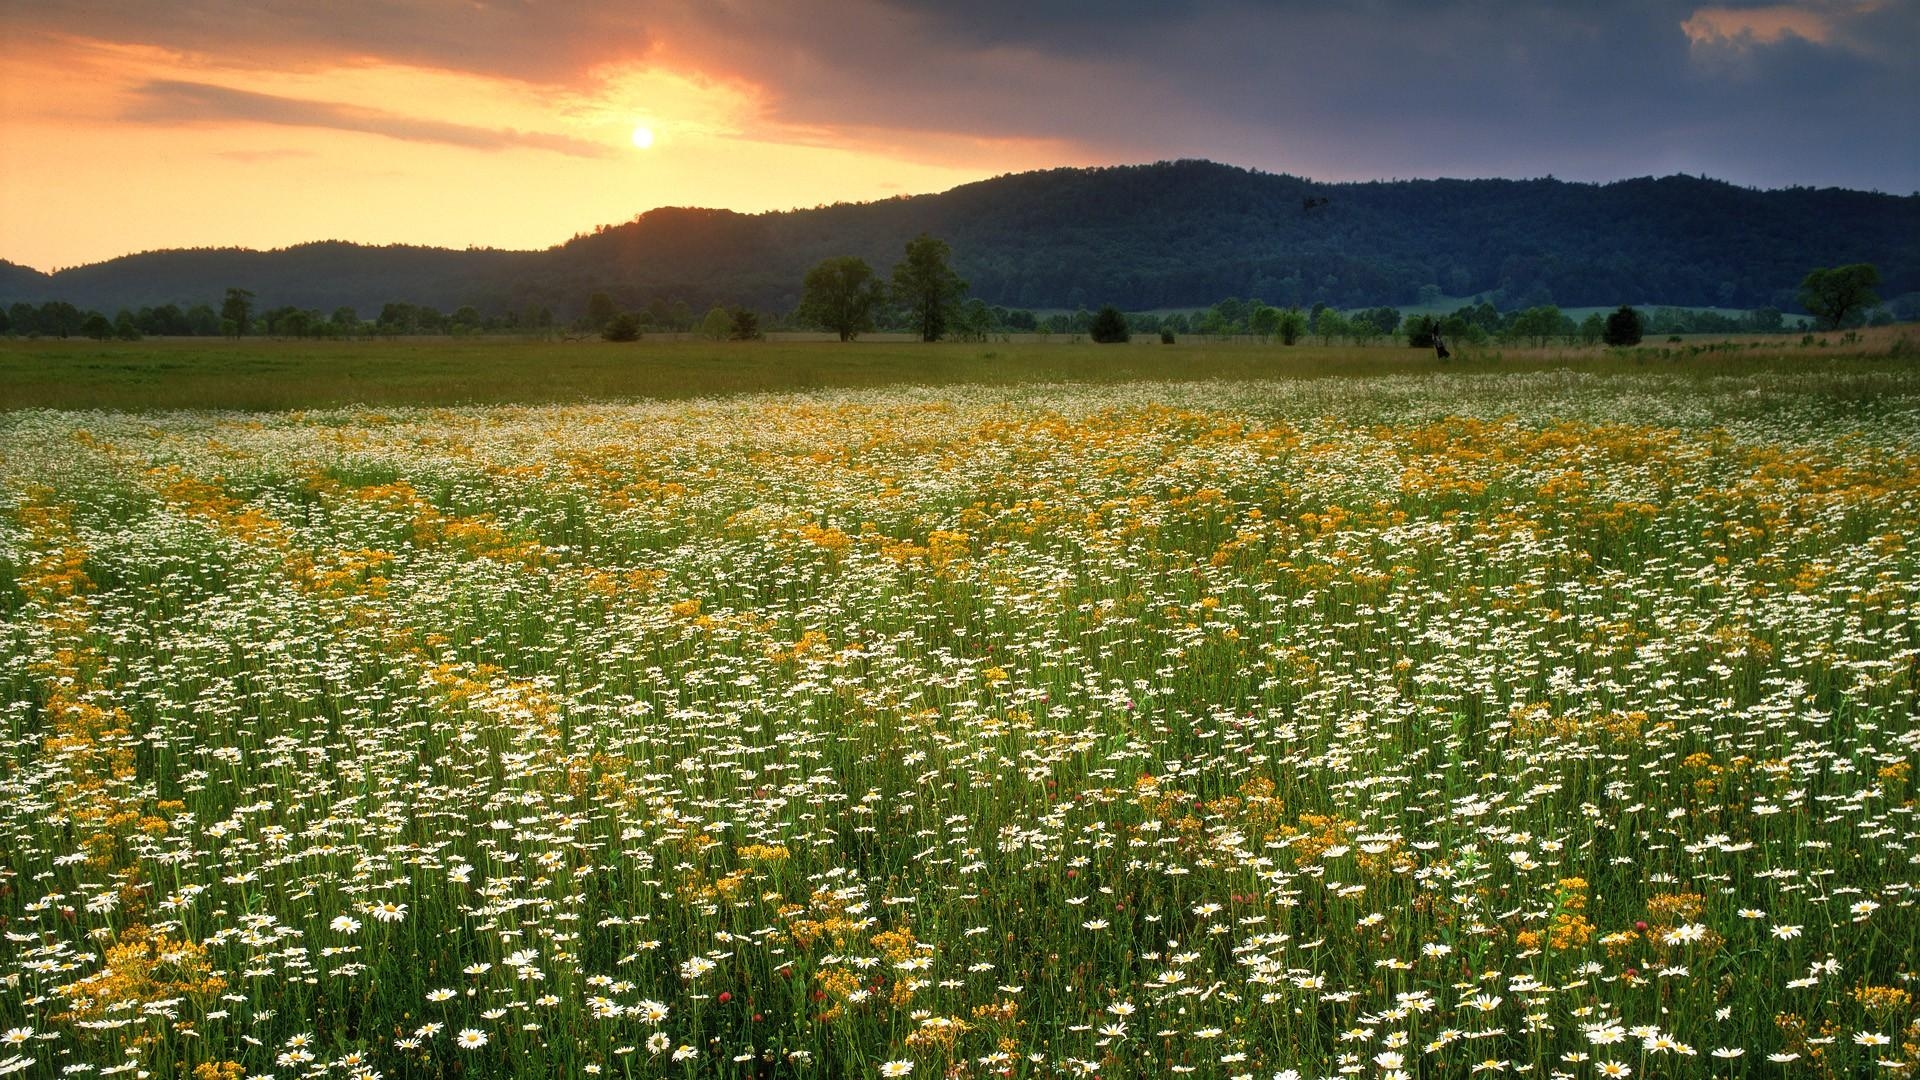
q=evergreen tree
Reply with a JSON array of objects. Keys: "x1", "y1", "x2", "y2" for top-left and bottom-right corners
[
  {"x1": 1089, "y1": 305, "x2": 1129, "y2": 343},
  {"x1": 1603, "y1": 305, "x2": 1644, "y2": 346},
  {"x1": 602, "y1": 312, "x2": 642, "y2": 341}
]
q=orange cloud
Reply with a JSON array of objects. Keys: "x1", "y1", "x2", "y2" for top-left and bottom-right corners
[
  {"x1": 1681, "y1": 3, "x2": 1884, "y2": 48},
  {"x1": 127, "y1": 80, "x2": 614, "y2": 157},
  {"x1": 1683, "y1": 6, "x2": 1826, "y2": 45}
]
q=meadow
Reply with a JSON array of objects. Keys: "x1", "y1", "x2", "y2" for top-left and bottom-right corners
[
  {"x1": 0, "y1": 330, "x2": 1909, "y2": 412},
  {"x1": 1, "y1": 340, "x2": 1918, "y2": 1079}
]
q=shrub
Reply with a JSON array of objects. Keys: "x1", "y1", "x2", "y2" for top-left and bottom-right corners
[{"x1": 602, "y1": 313, "x2": 642, "y2": 342}]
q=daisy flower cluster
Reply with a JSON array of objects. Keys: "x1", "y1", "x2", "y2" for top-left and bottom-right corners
[{"x1": 1, "y1": 367, "x2": 1916, "y2": 1077}]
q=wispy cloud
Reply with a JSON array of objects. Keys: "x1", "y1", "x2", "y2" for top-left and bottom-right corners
[{"x1": 126, "y1": 79, "x2": 613, "y2": 158}]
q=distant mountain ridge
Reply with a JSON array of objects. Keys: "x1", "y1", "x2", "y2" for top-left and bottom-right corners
[{"x1": 5, "y1": 161, "x2": 1915, "y2": 318}]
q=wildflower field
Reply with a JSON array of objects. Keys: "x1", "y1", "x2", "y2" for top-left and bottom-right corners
[{"x1": 2, "y1": 363, "x2": 1917, "y2": 1079}]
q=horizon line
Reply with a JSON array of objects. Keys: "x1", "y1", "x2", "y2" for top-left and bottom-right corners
[{"x1": 7, "y1": 159, "x2": 1914, "y2": 276}]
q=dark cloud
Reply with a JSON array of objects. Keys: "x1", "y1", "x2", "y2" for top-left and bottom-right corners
[
  {"x1": 8, "y1": 0, "x2": 1915, "y2": 190},
  {"x1": 127, "y1": 80, "x2": 614, "y2": 157},
  {"x1": 677, "y1": 0, "x2": 1920, "y2": 189}
]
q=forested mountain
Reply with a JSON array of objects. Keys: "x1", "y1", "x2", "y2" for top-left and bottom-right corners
[
  {"x1": 6, "y1": 161, "x2": 1915, "y2": 319},
  {"x1": 0, "y1": 260, "x2": 52, "y2": 299}
]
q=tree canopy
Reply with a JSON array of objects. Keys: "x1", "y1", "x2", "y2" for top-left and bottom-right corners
[
  {"x1": 601, "y1": 312, "x2": 641, "y2": 341},
  {"x1": 1603, "y1": 305, "x2": 1644, "y2": 346},
  {"x1": 221, "y1": 288, "x2": 255, "y2": 337},
  {"x1": 1797, "y1": 264, "x2": 1881, "y2": 330},
  {"x1": 890, "y1": 234, "x2": 969, "y2": 342},
  {"x1": 1089, "y1": 305, "x2": 1129, "y2": 343},
  {"x1": 585, "y1": 292, "x2": 618, "y2": 330},
  {"x1": 794, "y1": 256, "x2": 886, "y2": 341}
]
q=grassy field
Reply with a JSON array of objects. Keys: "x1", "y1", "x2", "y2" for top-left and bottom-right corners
[
  {"x1": 2, "y1": 341, "x2": 1919, "y2": 1078},
  {"x1": 1, "y1": 328, "x2": 1912, "y2": 411}
]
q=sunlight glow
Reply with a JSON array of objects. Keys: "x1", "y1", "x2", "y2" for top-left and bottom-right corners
[{"x1": 630, "y1": 124, "x2": 655, "y2": 149}]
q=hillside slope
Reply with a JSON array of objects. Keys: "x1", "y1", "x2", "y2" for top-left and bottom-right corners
[{"x1": 6, "y1": 161, "x2": 1914, "y2": 317}]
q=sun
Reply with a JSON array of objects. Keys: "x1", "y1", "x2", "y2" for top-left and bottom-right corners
[{"x1": 630, "y1": 125, "x2": 655, "y2": 149}]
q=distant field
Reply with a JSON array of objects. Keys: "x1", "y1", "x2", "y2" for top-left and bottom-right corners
[
  {"x1": 1, "y1": 328, "x2": 1911, "y2": 412},
  {"x1": 1024, "y1": 300, "x2": 1801, "y2": 322}
]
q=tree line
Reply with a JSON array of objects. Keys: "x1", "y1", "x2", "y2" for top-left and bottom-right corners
[
  {"x1": 0, "y1": 287, "x2": 563, "y2": 341},
  {"x1": 4, "y1": 254, "x2": 1890, "y2": 347},
  {"x1": 766, "y1": 245, "x2": 1890, "y2": 345}
]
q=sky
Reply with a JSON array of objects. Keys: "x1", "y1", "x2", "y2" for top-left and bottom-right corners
[{"x1": 2, "y1": 0, "x2": 1915, "y2": 273}]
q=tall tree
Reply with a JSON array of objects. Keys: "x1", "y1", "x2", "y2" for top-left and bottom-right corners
[
  {"x1": 221, "y1": 288, "x2": 255, "y2": 337},
  {"x1": 795, "y1": 256, "x2": 886, "y2": 341},
  {"x1": 1797, "y1": 264, "x2": 1880, "y2": 330},
  {"x1": 1276, "y1": 308, "x2": 1306, "y2": 346},
  {"x1": 890, "y1": 234, "x2": 968, "y2": 342}
]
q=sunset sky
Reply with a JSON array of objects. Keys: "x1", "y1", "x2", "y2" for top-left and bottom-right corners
[{"x1": 2, "y1": 0, "x2": 1915, "y2": 273}]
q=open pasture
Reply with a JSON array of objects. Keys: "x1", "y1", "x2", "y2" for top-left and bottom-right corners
[
  {"x1": 2, "y1": 363, "x2": 1918, "y2": 1078},
  {"x1": 0, "y1": 329, "x2": 1911, "y2": 412}
]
